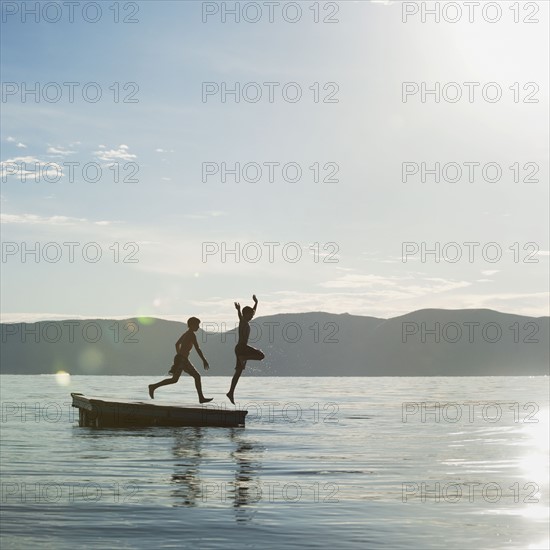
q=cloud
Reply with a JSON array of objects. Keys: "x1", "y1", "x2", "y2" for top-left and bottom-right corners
[
  {"x1": 320, "y1": 274, "x2": 397, "y2": 289},
  {"x1": 6, "y1": 136, "x2": 16, "y2": 142},
  {"x1": 0, "y1": 213, "x2": 119, "y2": 226},
  {"x1": 16, "y1": 142, "x2": 27, "y2": 148},
  {"x1": 1, "y1": 213, "x2": 87, "y2": 226},
  {"x1": 184, "y1": 210, "x2": 227, "y2": 220},
  {"x1": 0, "y1": 156, "x2": 63, "y2": 181},
  {"x1": 0, "y1": 312, "x2": 93, "y2": 323},
  {"x1": 155, "y1": 148, "x2": 174, "y2": 153},
  {"x1": 94, "y1": 144, "x2": 136, "y2": 162},
  {"x1": 318, "y1": 273, "x2": 471, "y2": 300},
  {"x1": 230, "y1": 288, "x2": 549, "y2": 321},
  {"x1": 47, "y1": 146, "x2": 76, "y2": 157},
  {"x1": 481, "y1": 270, "x2": 500, "y2": 276},
  {"x1": 3, "y1": 288, "x2": 548, "y2": 326}
]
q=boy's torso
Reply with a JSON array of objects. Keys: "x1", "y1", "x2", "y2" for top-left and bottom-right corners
[
  {"x1": 237, "y1": 320, "x2": 250, "y2": 346},
  {"x1": 178, "y1": 330, "x2": 195, "y2": 356}
]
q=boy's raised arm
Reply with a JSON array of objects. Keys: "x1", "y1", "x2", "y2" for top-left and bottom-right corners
[
  {"x1": 235, "y1": 301, "x2": 242, "y2": 320},
  {"x1": 252, "y1": 294, "x2": 258, "y2": 313}
]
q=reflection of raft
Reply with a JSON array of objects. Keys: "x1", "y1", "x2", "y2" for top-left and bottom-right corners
[{"x1": 71, "y1": 393, "x2": 247, "y2": 428}]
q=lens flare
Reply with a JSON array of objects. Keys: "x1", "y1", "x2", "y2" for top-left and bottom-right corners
[
  {"x1": 137, "y1": 316, "x2": 155, "y2": 326},
  {"x1": 55, "y1": 370, "x2": 71, "y2": 386},
  {"x1": 78, "y1": 347, "x2": 104, "y2": 373}
]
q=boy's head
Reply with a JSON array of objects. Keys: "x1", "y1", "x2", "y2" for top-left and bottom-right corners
[
  {"x1": 187, "y1": 317, "x2": 201, "y2": 331},
  {"x1": 241, "y1": 306, "x2": 254, "y2": 321}
]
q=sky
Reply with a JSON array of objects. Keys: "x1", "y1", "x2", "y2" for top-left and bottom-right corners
[{"x1": 1, "y1": 0, "x2": 549, "y2": 325}]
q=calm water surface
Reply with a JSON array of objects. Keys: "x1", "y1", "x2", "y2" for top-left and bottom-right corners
[{"x1": 1, "y1": 375, "x2": 548, "y2": 549}]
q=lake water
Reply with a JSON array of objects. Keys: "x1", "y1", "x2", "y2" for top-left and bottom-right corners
[{"x1": 0, "y1": 375, "x2": 548, "y2": 549}]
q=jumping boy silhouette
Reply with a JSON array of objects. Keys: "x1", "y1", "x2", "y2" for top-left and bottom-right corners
[
  {"x1": 148, "y1": 317, "x2": 213, "y2": 403},
  {"x1": 226, "y1": 294, "x2": 265, "y2": 404}
]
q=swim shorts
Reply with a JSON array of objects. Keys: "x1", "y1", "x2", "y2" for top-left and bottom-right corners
[
  {"x1": 169, "y1": 354, "x2": 199, "y2": 376},
  {"x1": 234, "y1": 345, "x2": 265, "y2": 369}
]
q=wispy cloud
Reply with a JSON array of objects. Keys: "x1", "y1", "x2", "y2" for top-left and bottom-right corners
[
  {"x1": 215, "y1": 288, "x2": 549, "y2": 321},
  {"x1": 3, "y1": 289, "x2": 547, "y2": 326},
  {"x1": 94, "y1": 144, "x2": 136, "y2": 163},
  {"x1": 1, "y1": 213, "x2": 87, "y2": 226},
  {"x1": 0, "y1": 213, "x2": 118, "y2": 226},
  {"x1": 320, "y1": 274, "x2": 397, "y2": 289},
  {"x1": 46, "y1": 146, "x2": 76, "y2": 157},
  {"x1": 184, "y1": 210, "x2": 227, "y2": 220},
  {"x1": 0, "y1": 156, "x2": 63, "y2": 181},
  {"x1": 0, "y1": 312, "x2": 93, "y2": 323},
  {"x1": 318, "y1": 273, "x2": 472, "y2": 301}
]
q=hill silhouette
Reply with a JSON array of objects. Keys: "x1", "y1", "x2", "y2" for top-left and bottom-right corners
[{"x1": 1, "y1": 309, "x2": 548, "y2": 376}]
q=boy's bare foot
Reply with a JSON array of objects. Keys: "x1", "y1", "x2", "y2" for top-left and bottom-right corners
[
  {"x1": 148, "y1": 385, "x2": 155, "y2": 399},
  {"x1": 226, "y1": 392, "x2": 235, "y2": 405},
  {"x1": 199, "y1": 397, "x2": 213, "y2": 404}
]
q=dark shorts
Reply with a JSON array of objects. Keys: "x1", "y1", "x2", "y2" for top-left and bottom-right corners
[
  {"x1": 235, "y1": 345, "x2": 265, "y2": 369},
  {"x1": 169, "y1": 354, "x2": 199, "y2": 377}
]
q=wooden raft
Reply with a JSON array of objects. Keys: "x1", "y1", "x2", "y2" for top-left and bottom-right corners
[{"x1": 71, "y1": 393, "x2": 247, "y2": 428}]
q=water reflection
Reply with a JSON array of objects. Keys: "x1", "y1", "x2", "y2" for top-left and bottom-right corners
[
  {"x1": 170, "y1": 427, "x2": 204, "y2": 507},
  {"x1": 229, "y1": 428, "x2": 264, "y2": 522},
  {"x1": 169, "y1": 427, "x2": 264, "y2": 521}
]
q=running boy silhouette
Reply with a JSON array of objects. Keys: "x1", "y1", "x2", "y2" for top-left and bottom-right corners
[
  {"x1": 227, "y1": 295, "x2": 265, "y2": 404},
  {"x1": 148, "y1": 317, "x2": 213, "y2": 403}
]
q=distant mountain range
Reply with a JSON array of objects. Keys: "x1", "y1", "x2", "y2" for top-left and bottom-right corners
[{"x1": 1, "y1": 309, "x2": 548, "y2": 376}]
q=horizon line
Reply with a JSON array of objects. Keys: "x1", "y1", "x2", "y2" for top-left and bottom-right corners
[{"x1": 1, "y1": 306, "x2": 549, "y2": 325}]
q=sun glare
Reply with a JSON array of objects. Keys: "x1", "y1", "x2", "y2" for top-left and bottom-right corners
[{"x1": 55, "y1": 370, "x2": 71, "y2": 386}]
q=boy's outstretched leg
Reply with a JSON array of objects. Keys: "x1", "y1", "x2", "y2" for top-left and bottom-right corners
[
  {"x1": 148, "y1": 372, "x2": 181, "y2": 399},
  {"x1": 189, "y1": 370, "x2": 212, "y2": 404},
  {"x1": 227, "y1": 359, "x2": 245, "y2": 405}
]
